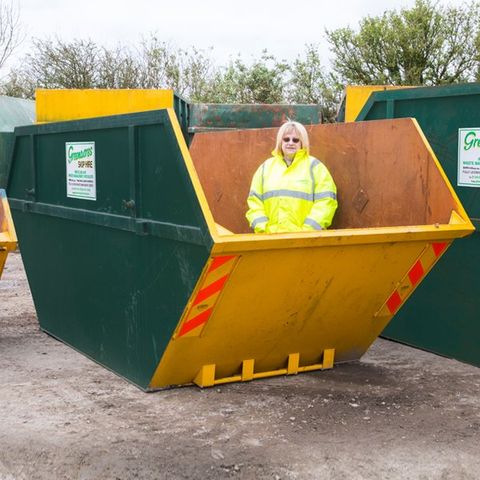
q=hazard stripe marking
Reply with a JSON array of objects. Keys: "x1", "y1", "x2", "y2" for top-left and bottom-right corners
[
  {"x1": 377, "y1": 241, "x2": 450, "y2": 318},
  {"x1": 178, "y1": 307, "x2": 214, "y2": 337},
  {"x1": 386, "y1": 291, "x2": 402, "y2": 315},
  {"x1": 176, "y1": 255, "x2": 239, "y2": 338},
  {"x1": 408, "y1": 260, "x2": 424, "y2": 287},
  {"x1": 208, "y1": 255, "x2": 236, "y2": 273},
  {"x1": 192, "y1": 275, "x2": 229, "y2": 306},
  {"x1": 432, "y1": 242, "x2": 447, "y2": 258}
]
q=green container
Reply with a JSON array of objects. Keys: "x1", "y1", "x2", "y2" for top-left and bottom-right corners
[
  {"x1": 189, "y1": 104, "x2": 322, "y2": 133},
  {"x1": 0, "y1": 96, "x2": 35, "y2": 188},
  {"x1": 8, "y1": 110, "x2": 212, "y2": 389},
  {"x1": 356, "y1": 82, "x2": 480, "y2": 367}
]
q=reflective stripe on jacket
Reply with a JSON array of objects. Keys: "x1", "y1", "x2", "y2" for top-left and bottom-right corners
[{"x1": 246, "y1": 149, "x2": 338, "y2": 233}]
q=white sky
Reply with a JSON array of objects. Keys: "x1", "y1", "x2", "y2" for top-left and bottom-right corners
[{"x1": 13, "y1": 0, "x2": 473, "y2": 67}]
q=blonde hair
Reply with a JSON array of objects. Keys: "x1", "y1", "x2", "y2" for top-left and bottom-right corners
[{"x1": 274, "y1": 121, "x2": 310, "y2": 155}]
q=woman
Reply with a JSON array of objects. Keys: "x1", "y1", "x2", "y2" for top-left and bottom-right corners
[{"x1": 246, "y1": 121, "x2": 338, "y2": 233}]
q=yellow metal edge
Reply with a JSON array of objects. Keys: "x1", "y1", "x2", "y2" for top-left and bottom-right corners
[
  {"x1": 0, "y1": 250, "x2": 7, "y2": 279},
  {"x1": 411, "y1": 118, "x2": 474, "y2": 233},
  {"x1": 170, "y1": 253, "x2": 240, "y2": 341},
  {"x1": 209, "y1": 223, "x2": 472, "y2": 255},
  {"x1": 345, "y1": 85, "x2": 382, "y2": 123},
  {"x1": 1, "y1": 194, "x2": 17, "y2": 247},
  {"x1": 322, "y1": 348, "x2": 335, "y2": 369},
  {"x1": 149, "y1": 248, "x2": 238, "y2": 389},
  {"x1": 374, "y1": 241, "x2": 444, "y2": 319},
  {"x1": 193, "y1": 348, "x2": 336, "y2": 388},
  {"x1": 165, "y1": 108, "x2": 218, "y2": 239},
  {"x1": 0, "y1": 232, "x2": 14, "y2": 245},
  {"x1": 449, "y1": 210, "x2": 465, "y2": 225},
  {"x1": 345, "y1": 85, "x2": 415, "y2": 123},
  {"x1": 194, "y1": 364, "x2": 216, "y2": 387}
]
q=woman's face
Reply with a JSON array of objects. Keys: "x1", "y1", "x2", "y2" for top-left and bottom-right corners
[{"x1": 281, "y1": 128, "x2": 302, "y2": 159}]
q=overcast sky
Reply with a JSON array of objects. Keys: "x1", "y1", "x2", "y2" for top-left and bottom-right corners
[{"x1": 15, "y1": 0, "x2": 472, "y2": 66}]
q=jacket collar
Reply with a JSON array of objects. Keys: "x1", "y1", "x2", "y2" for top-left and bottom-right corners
[{"x1": 272, "y1": 148, "x2": 309, "y2": 164}]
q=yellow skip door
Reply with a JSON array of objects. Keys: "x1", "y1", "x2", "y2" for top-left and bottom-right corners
[{"x1": 0, "y1": 190, "x2": 17, "y2": 278}]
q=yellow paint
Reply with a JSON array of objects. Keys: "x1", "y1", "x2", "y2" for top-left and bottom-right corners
[
  {"x1": 412, "y1": 119, "x2": 473, "y2": 226},
  {"x1": 150, "y1": 239, "x2": 455, "y2": 388},
  {"x1": 208, "y1": 223, "x2": 470, "y2": 255},
  {"x1": 147, "y1": 117, "x2": 474, "y2": 390},
  {"x1": 35, "y1": 89, "x2": 175, "y2": 122},
  {"x1": 215, "y1": 223, "x2": 234, "y2": 235},
  {"x1": 166, "y1": 108, "x2": 218, "y2": 235},
  {"x1": 0, "y1": 250, "x2": 7, "y2": 277},
  {"x1": 189, "y1": 349, "x2": 336, "y2": 387},
  {"x1": 173, "y1": 254, "x2": 239, "y2": 339},
  {"x1": 322, "y1": 349, "x2": 335, "y2": 369},
  {"x1": 241, "y1": 359, "x2": 255, "y2": 381},
  {"x1": 0, "y1": 192, "x2": 17, "y2": 280},
  {"x1": 193, "y1": 364, "x2": 216, "y2": 387},
  {"x1": 343, "y1": 85, "x2": 415, "y2": 122},
  {"x1": 287, "y1": 353, "x2": 300, "y2": 374},
  {"x1": 150, "y1": 230, "x2": 472, "y2": 390},
  {"x1": 449, "y1": 210, "x2": 466, "y2": 224},
  {"x1": 375, "y1": 240, "x2": 451, "y2": 320}
]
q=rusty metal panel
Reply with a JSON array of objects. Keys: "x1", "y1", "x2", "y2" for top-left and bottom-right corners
[
  {"x1": 189, "y1": 104, "x2": 322, "y2": 133},
  {"x1": 190, "y1": 119, "x2": 457, "y2": 234}
]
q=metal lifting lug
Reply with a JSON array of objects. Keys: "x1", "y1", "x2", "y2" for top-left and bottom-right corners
[{"x1": 122, "y1": 199, "x2": 135, "y2": 210}]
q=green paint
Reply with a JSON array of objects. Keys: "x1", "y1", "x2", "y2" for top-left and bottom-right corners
[
  {"x1": 0, "y1": 97, "x2": 35, "y2": 189},
  {"x1": 356, "y1": 82, "x2": 480, "y2": 367},
  {"x1": 463, "y1": 131, "x2": 480, "y2": 151},
  {"x1": 189, "y1": 104, "x2": 322, "y2": 131},
  {"x1": 67, "y1": 145, "x2": 94, "y2": 162},
  {"x1": 8, "y1": 110, "x2": 213, "y2": 389}
]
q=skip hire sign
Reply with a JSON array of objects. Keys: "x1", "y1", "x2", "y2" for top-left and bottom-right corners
[
  {"x1": 66, "y1": 142, "x2": 97, "y2": 200},
  {"x1": 458, "y1": 129, "x2": 480, "y2": 188}
]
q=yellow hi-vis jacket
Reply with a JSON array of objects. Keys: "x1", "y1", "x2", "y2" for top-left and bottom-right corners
[{"x1": 246, "y1": 149, "x2": 338, "y2": 233}]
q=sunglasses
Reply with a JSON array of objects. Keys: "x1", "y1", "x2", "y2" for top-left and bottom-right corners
[{"x1": 283, "y1": 137, "x2": 300, "y2": 143}]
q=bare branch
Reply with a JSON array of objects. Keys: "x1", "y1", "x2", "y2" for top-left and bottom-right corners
[{"x1": 0, "y1": 0, "x2": 23, "y2": 70}]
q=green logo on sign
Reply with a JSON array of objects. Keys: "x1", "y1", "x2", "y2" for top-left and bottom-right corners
[
  {"x1": 67, "y1": 145, "x2": 93, "y2": 163},
  {"x1": 463, "y1": 131, "x2": 480, "y2": 151}
]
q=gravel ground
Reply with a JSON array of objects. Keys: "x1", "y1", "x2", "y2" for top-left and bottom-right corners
[{"x1": 1, "y1": 251, "x2": 479, "y2": 480}]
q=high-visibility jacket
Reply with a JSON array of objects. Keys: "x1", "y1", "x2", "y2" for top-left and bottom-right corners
[{"x1": 246, "y1": 149, "x2": 338, "y2": 233}]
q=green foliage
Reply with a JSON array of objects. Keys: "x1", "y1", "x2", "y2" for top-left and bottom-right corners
[
  {"x1": 476, "y1": 31, "x2": 480, "y2": 81},
  {"x1": 0, "y1": 36, "x2": 218, "y2": 101},
  {"x1": 139, "y1": 36, "x2": 216, "y2": 100},
  {"x1": 207, "y1": 51, "x2": 288, "y2": 103},
  {"x1": 97, "y1": 45, "x2": 142, "y2": 89},
  {"x1": 326, "y1": 0, "x2": 480, "y2": 85},
  {"x1": 287, "y1": 44, "x2": 326, "y2": 104},
  {"x1": 31, "y1": 38, "x2": 99, "y2": 88},
  {"x1": 286, "y1": 44, "x2": 342, "y2": 122},
  {"x1": 1, "y1": 38, "x2": 107, "y2": 96}
]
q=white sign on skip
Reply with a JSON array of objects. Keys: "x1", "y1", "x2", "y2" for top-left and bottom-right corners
[{"x1": 66, "y1": 142, "x2": 96, "y2": 200}]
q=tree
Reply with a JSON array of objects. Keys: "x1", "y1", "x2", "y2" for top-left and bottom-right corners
[
  {"x1": 139, "y1": 36, "x2": 216, "y2": 101},
  {"x1": 287, "y1": 44, "x2": 343, "y2": 122},
  {"x1": 0, "y1": 0, "x2": 23, "y2": 71},
  {"x1": 1, "y1": 37, "x2": 335, "y2": 114},
  {"x1": 326, "y1": 0, "x2": 480, "y2": 86},
  {"x1": 0, "y1": 37, "x2": 101, "y2": 97},
  {"x1": 1, "y1": 35, "x2": 218, "y2": 99},
  {"x1": 474, "y1": 23, "x2": 480, "y2": 81},
  {"x1": 208, "y1": 51, "x2": 288, "y2": 103},
  {"x1": 29, "y1": 38, "x2": 99, "y2": 88},
  {"x1": 96, "y1": 45, "x2": 142, "y2": 89}
]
